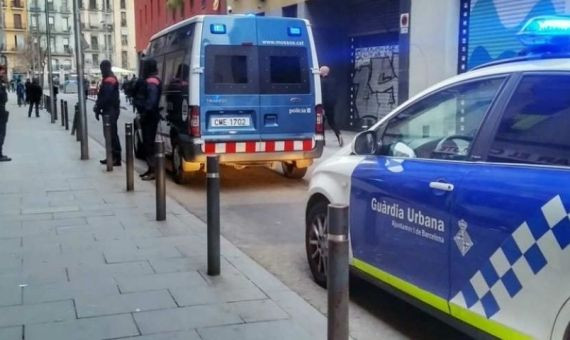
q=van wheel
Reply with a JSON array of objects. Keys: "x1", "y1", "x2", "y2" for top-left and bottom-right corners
[
  {"x1": 564, "y1": 324, "x2": 570, "y2": 340},
  {"x1": 172, "y1": 145, "x2": 193, "y2": 185},
  {"x1": 282, "y1": 162, "x2": 307, "y2": 179},
  {"x1": 306, "y1": 197, "x2": 328, "y2": 288}
]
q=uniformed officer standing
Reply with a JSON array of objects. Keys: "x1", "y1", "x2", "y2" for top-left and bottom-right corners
[
  {"x1": 135, "y1": 59, "x2": 162, "y2": 181},
  {"x1": 94, "y1": 60, "x2": 122, "y2": 166},
  {"x1": 0, "y1": 75, "x2": 11, "y2": 162}
]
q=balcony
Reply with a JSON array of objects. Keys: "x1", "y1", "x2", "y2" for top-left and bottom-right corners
[{"x1": 11, "y1": 0, "x2": 24, "y2": 9}]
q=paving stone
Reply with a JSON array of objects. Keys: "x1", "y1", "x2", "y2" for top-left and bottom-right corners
[
  {"x1": 0, "y1": 326, "x2": 23, "y2": 340},
  {"x1": 116, "y1": 271, "x2": 207, "y2": 293},
  {"x1": 76, "y1": 289, "x2": 176, "y2": 318},
  {"x1": 0, "y1": 238, "x2": 21, "y2": 252},
  {"x1": 25, "y1": 314, "x2": 139, "y2": 340},
  {"x1": 267, "y1": 291, "x2": 327, "y2": 340},
  {"x1": 135, "y1": 235, "x2": 205, "y2": 249},
  {"x1": 21, "y1": 206, "x2": 80, "y2": 215},
  {"x1": 67, "y1": 261, "x2": 154, "y2": 281},
  {"x1": 0, "y1": 300, "x2": 75, "y2": 327},
  {"x1": 197, "y1": 319, "x2": 317, "y2": 340},
  {"x1": 228, "y1": 299, "x2": 289, "y2": 323},
  {"x1": 148, "y1": 256, "x2": 208, "y2": 274},
  {"x1": 134, "y1": 304, "x2": 243, "y2": 334},
  {"x1": 123, "y1": 330, "x2": 201, "y2": 340},
  {"x1": 0, "y1": 282, "x2": 22, "y2": 306},
  {"x1": 93, "y1": 226, "x2": 163, "y2": 241},
  {"x1": 23, "y1": 277, "x2": 119, "y2": 304},
  {"x1": 170, "y1": 284, "x2": 266, "y2": 307},
  {"x1": 104, "y1": 245, "x2": 182, "y2": 264},
  {"x1": 0, "y1": 266, "x2": 67, "y2": 286}
]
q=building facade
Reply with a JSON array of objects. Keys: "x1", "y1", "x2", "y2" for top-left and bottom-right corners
[
  {"x1": 1, "y1": 0, "x2": 29, "y2": 80},
  {"x1": 112, "y1": 0, "x2": 137, "y2": 71},
  {"x1": 134, "y1": 0, "x2": 227, "y2": 53},
  {"x1": 78, "y1": 0, "x2": 115, "y2": 72},
  {"x1": 28, "y1": 0, "x2": 75, "y2": 82}
]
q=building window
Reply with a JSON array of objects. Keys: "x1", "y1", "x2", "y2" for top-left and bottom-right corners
[
  {"x1": 89, "y1": 0, "x2": 96, "y2": 10},
  {"x1": 180, "y1": 1, "x2": 185, "y2": 17},
  {"x1": 13, "y1": 0, "x2": 22, "y2": 8},
  {"x1": 13, "y1": 14, "x2": 22, "y2": 29},
  {"x1": 91, "y1": 36, "x2": 98, "y2": 50},
  {"x1": 122, "y1": 51, "x2": 128, "y2": 69},
  {"x1": 64, "y1": 17, "x2": 70, "y2": 31},
  {"x1": 121, "y1": 34, "x2": 128, "y2": 46},
  {"x1": 189, "y1": 0, "x2": 193, "y2": 10},
  {"x1": 120, "y1": 0, "x2": 125, "y2": 9},
  {"x1": 121, "y1": 12, "x2": 127, "y2": 27},
  {"x1": 48, "y1": 16, "x2": 54, "y2": 30},
  {"x1": 282, "y1": 4, "x2": 297, "y2": 18},
  {"x1": 31, "y1": 15, "x2": 38, "y2": 29},
  {"x1": 105, "y1": 34, "x2": 112, "y2": 48},
  {"x1": 47, "y1": 0, "x2": 54, "y2": 11},
  {"x1": 63, "y1": 37, "x2": 70, "y2": 53},
  {"x1": 93, "y1": 54, "x2": 99, "y2": 65},
  {"x1": 50, "y1": 37, "x2": 55, "y2": 52},
  {"x1": 14, "y1": 36, "x2": 17, "y2": 49}
]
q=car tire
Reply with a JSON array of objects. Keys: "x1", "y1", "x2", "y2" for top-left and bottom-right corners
[
  {"x1": 564, "y1": 324, "x2": 570, "y2": 340},
  {"x1": 306, "y1": 197, "x2": 329, "y2": 288},
  {"x1": 172, "y1": 144, "x2": 194, "y2": 185},
  {"x1": 282, "y1": 162, "x2": 308, "y2": 179}
]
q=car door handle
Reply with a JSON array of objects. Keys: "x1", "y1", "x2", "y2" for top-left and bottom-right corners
[{"x1": 429, "y1": 182, "x2": 454, "y2": 192}]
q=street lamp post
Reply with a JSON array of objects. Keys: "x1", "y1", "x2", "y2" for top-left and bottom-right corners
[
  {"x1": 44, "y1": 0, "x2": 56, "y2": 123},
  {"x1": 73, "y1": 0, "x2": 89, "y2": 160}
]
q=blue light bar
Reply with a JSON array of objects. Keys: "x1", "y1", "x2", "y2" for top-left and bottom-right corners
[
  {"x1": 288, "y1": 27, "x2": 302, "y2": 37},
  {"x1": 518, "y1": 15, "x2": 570, "y2": 46},
  {"x1": 210, "y1": 24, "x2": 226, "y2": 34}
]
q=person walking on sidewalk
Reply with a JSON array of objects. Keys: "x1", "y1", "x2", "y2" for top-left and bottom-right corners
[
  {"x1": 135, "y1": 59, "x2": 162, "y2": 181},
  {"x1": 28, "y1": 78, "x2": 42, "y2": 118},
  {"x1": 94, "y1": 60, "x2": 122, "y2": 166},
  {"x1": 16, "y1": 80, "x2": 25, "y2": 107},
  {"x1": 319, "y1": 66, "x2": 343, "y2": 147},
  {"x1": 0, "y1": 77, "x2": 11, "y2": 162},
  {"x1": 24, "y1": 78, "x2": 31, "y2": 104}
]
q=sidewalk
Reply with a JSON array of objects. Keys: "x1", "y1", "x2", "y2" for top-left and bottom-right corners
[{"x1": 0, "y1": 95, "x2": 326, "y2": 339}]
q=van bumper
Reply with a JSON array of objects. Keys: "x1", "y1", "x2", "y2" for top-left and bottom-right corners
[{"x1": 178, "y1": 135, "x2": 324, "y2": 168}]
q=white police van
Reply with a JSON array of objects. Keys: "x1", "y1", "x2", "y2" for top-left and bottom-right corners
[{"x1": 305, "y1": 16, "x2": 570, "y2": 339}]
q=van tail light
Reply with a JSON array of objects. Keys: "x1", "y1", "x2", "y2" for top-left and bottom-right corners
[
  {"x1": 315, "y1": 104, "x2": 324, "y2": 134},
  {"x1": 188, "y1": 106, "x2": 201, "y2": 137}
]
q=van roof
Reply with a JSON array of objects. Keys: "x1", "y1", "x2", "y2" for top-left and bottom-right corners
[{"x1": 149, "y1": 15, "x2": 310, "y2": 42}]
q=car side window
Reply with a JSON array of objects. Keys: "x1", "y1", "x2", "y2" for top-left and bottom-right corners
[
  {"x1": 380, "y1": 77, "x2": 505, "y2": 160},
  {"x1": 487, "y1": 74, "x2": 570, "y2": 167}
]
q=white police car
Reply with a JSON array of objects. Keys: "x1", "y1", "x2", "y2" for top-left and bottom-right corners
[{"x1": 305, "y1": 16, "x2": 570, "y2": 339}]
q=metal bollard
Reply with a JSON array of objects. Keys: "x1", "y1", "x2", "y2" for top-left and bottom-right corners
[
  {"x1": 60, "y1": 100, "x2": 64, "y2": 126},
  {"x1": 64, "y1": 101, "x2": 69, "y2": 130},
  {"x1": 207, "y1": 155, "x2": 221, "y2": 276},
  {"x1": 327, "y1": 204, "x2": 349, "y2": 340},
  {"x1": 102, "y1": 115, "x2": 113, "y2": 172},
  {"x1": 125, "y1": 123, "x2": 134, "y2": 192},
  {"x1": 155, "y1": 140, "x2": 166, "y2": 221}
]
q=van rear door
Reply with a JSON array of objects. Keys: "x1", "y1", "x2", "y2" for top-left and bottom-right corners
[
  {"x1": 202, "y1": 17, "x2": 260, "y2": 142},
  {"x1": 257, "y1": 18, "x2": 316, "y2": 141}
]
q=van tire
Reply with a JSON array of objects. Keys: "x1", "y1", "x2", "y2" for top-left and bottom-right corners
[
  {"x1": 172, "y1": 145, "x2": 193, "y2": 185},
  {"x1": 306, "y1": 197, "x2": 329, "y2": 288},
  {"x1": 282, "y1": 162, "x2": 307, "y2": 179},
  {"x1": 564, "y1": 323, "x2": 570, "y2": 340}
]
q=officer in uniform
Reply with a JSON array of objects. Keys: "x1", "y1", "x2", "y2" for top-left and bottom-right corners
[
  {"x1": 94, "y1": 60, "x2": 121, "y2": 166},
  {"x1": 135, "y1": 58, "x2": 162, "y2": 181},
  {"x1": 0, "y1": 73, "x2": 11, "y2": 162}
]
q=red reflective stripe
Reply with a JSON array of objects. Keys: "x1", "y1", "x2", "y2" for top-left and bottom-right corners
[
  {"x1": 303, "y1": 139, "x2": 312, "y2": 150},
  {"x1": 265, "y1": 141, "x2": 275, "y2": 152},
  {"x1": 226, "y1": 142, "x2": 236, "y2": 153},
  {"x1": 204, "y1": 143, "x2": 215, "y2": 154},
  {"x1": 146, "y1": 77, "x2": 161, "y2": 86},
  {"x1": 103, "y1": 76, "x2": 118, "y2": 85},
  {"x1": 245, "y1": 142, "x2": 256, "y2": 153},
  {"x1": 284, "y1": 140, "x2": 294, "y2": 151}
]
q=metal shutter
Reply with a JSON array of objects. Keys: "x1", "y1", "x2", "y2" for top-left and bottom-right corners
[{"x1": 349, "y1": 0, "x2": 399, "y2": 35}]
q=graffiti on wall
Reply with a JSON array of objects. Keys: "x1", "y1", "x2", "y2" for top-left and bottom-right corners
[{"x1": 350, "y1": 45, "x2": 399, "y2": 128}]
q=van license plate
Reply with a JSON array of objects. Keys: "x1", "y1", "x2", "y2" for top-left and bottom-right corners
[{"x1": 211, "y1": 117, "x2": 251, "y2": 127}]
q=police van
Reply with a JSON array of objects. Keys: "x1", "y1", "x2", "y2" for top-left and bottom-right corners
[
  {"x1": 305, "y1": 16, "x2": 570, "y2": 339},
  {"x1": 136, "y1": 15, "x2": 324, "y2": 183}
]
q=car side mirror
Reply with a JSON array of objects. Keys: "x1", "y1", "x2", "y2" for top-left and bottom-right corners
[
  {"x1": 353, "y1": 131, "x2": 381, "y2": 155},
  {"x1": 391, "y1": 141, "x2": 416, "y2": 158}
]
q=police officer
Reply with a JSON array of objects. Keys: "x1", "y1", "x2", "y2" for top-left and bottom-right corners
[
  {"x1": 0, "y1": 75, "x2": 11, "y2": 162},
  {"x1": 94, "y1": 60, "x2": 121, "y2": 166},
  {"x1": 135, "y1": 59, "x2": 162, "y2": 181}
]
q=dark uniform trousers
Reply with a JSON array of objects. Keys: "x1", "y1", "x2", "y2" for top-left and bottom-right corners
[
  {"x1": 141, "y1": 115, "x2": 159, "y2": 170},
  {"x1": 105, "y1": 109, "x2": 122, "y2": 162},
  {"x1": 0, "y1": 107, "x2": 8, "y2": 156}
]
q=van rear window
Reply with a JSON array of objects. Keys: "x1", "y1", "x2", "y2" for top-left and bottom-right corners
[
  {"x1": 270, "y1": 56, "x2": 302, "y2": 84},
  {"x1": 214, "y1": 56, "x2": 248, "y2": 84}
]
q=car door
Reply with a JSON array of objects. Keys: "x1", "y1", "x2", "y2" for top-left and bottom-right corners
[
  {"x1": 449, "y1": 73, "x2": 570, "y2": 339},
  {"x1": 350, "y1": 76, "x2": 507, "y2": 313}
]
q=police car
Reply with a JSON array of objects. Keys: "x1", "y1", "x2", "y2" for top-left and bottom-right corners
[{"x1": 305, "y1": 16, "x2": 570, "y2": 339}]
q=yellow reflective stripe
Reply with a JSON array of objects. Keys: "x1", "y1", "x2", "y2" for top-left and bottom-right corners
[
  {"x1": 352, "y1": 258, "x2": 449, "y2": 313},
  {"x1": 449, "y1": 304, "x2": 532, "y2": 340},
  {"x1": 353, "y1": 258, "x2": 532, "y2": 339}
]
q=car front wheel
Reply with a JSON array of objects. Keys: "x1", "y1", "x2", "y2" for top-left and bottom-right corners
[{"x1": 306, "y1": 197, "x2": 328, "y2": 287}]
